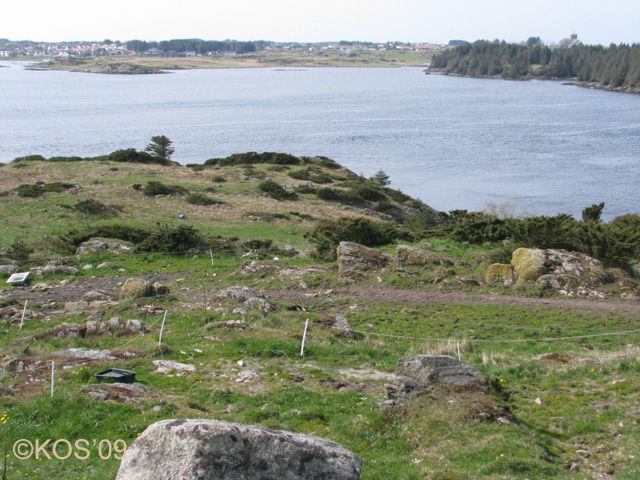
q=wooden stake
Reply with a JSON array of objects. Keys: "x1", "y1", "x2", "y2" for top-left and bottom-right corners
[
  {"x1": 457, "y1": 341, "x2": 461, "y2": 362},
  {"x1": 210, "y1": 249, "x2": 214, "y2": 267},
  {"x1": 51, "y1": 361, "x2": 55, "y2": 398},
  {"x1": 19, "y1": 300, "x2": 28, "y2": 330},
  {"x1": 159, "y1": 310, "x2": 168, "y2": 346},
  {"x1": 300, "y1": 319, "x2": 310, "y2": 357}
]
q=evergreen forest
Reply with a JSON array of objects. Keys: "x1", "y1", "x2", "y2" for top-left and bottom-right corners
[{"x1": 429, "y1": 39, "x2": 640, "y2": 89}]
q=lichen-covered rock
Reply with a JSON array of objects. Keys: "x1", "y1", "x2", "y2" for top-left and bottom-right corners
[
  {"x1": 511, "y1": 248, "x2": 547, "y2": 283},
  {"x1": 83, "y1": 383, "x2": 147, "y2": 404},
  {"x1": 394, "y1": 245, "x2": 453, "y2": 267},
  {"x1": 337, "y1": 242, "x2": 392, "y2": 272},
  {"x1": 485, "y1": 263, "x2": 515, "y2": 285},
  {"x1": 386, "y1": 355, "x2": 488, "y2": 402},
  {"x1": 115, "y1": 419, "x2": 362, "y2": 480},
  {"x1": 511, "y1": 248, "x2": 613, "y2": 294},
  {"x1": 120, "y1": 278, "x2": 154, "y2": 300}
]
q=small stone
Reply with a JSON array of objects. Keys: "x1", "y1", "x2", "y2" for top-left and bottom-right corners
[
  {"x1": 237, "y1": 360, "x2": 246, "y2": 367},
  {"x1": 83, "y1": 264, "x2": 94, "y2": 270},
  {"x1": 152, "y1": 406, "x2": 163, "y2": 412},
  {"x1": 535, "y1": 397, "x2": 543, "y2": 405}
]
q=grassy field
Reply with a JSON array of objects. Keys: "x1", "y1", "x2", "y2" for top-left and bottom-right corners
[{"x1": 1, "y1": 155, "x2": 639, "y2": 479}]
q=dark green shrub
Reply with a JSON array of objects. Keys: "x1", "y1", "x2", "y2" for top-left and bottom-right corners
[
  {"x1": 205, "y1": 152, "x2": 301, "y2": 167},
  {"x1": 294, "y1": 186, "x2": 316, "y2": 194},
  {"x1": 43, "y1": 182, "x2": 74, "y2": 193},
  {"x1": 186, "y1": 164, "x2": 206, "y2": 172},
  {"x1": 288, "y1": 168, "x2": 311, "y2": 180},
  {"x1": 356, "y1": 185, "x2": 386, "y2": 202},
  {"x1": 212, "y1": 176, "x2": 227, "y2": 183},
  {"x1": 136, "y1": 224, "x2": 204, "y2": 253},
  {"x1": 316, "y1": 187, "x2": 359, "y2": 204},
  {"x1": 186, "y1": 193, "x2": 224, "y2": 206},
  {"x1": 405, "y1": 208, "x2": 440, "y2": 231},
  {"x1": 508, "y1": 214, "x2": 578, "y2": 249},
  {"x1": 258, "y1": 181, "x2": 298, "y2": 201},
  {"x1": 7, "y1": 239, "x2": 34, "y2": 261},
  {"x1": 17, "y1": 184, "x2": 45, "y2": 197},
  {"x1": 73, "y1": 199, "x2": 118, "y2": 216},
  {"x1": 305, "y1": 217, "x2": 402, "y2": 259},
  {"x1": 106, "y1": 148, "x2": 172, "y2": 166},
  {"x1": 310, "y1": 174, "x2": 333, "y2": 184},
  {"x1": 132, "y1": 184, "x2": 142, "y2": 191},
  {"x1": 12, "y1": 155, "x2": 47, "y2": 163},
  {"x1": 376, "y1": 201, "x2": 393, "y2": 212},
  {"x1": 316, "y1": 156, "x2": 341, "y2": 169},
  {"x1": 387, "y1": 188, "x2": 412, "y2": 203},
  {"x1": 143, "y1": 181, "x2": 189, "y2": 196},
  {"x1": 48, "y1": 156, "x2": 84, "y2": 162}
]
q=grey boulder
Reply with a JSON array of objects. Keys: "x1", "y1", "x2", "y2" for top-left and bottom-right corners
[{"x1": 116, "y1": 418, "x2": 362, "y2": 480}]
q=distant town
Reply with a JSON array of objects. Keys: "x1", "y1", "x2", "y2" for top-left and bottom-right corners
[{"x1": 0, "y1": 39, "x2": 448, "y2": 58}]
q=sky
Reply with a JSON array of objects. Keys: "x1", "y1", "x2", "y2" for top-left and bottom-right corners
[{"x1": 4, "y1": 0, "x2": 640, "y2": 46}]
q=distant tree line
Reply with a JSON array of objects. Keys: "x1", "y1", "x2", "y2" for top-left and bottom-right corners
[
  {"x1": 126, "y1": 39, "x2": 261, "y2": 55},
  {"x1": 429, "y1": 40, "x2": 640, "y2": 88}
]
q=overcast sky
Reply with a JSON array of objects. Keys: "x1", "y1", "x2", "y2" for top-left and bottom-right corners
[{"x1": 4, "y1": 0, "x2": 640, "y2": 46}]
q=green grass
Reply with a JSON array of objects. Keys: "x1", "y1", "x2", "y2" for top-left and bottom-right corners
[{"x1": 2, "y1": 157, "x2": 640, "y2": 479}]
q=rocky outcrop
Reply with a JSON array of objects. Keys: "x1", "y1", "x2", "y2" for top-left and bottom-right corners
[
  {"x1": 217, "y1": 286, "x2": 274, "y2": 314},
  {"x1": 488, "y1": 248, "x2": 614, "y2": 295},
  {"x1": 120, "y1": 279, "x2": 170, "y2": 300},
  {"x1": 75, "y1": 238, "x2": 132, "y2": 258},
  {"x1": 152, "y1": 360, "x2": 197, "y2": 374},
  {"x1": 115, "y1": 419, "x2": 363, "y2": 480},
  {"x1": 394, "y1": 245, "x2": 453, "y2": 267},
  {"x1": 83, "y1": 383, "x2": 147, "y2": 403},
  {"x1": 51, "y1": 348, "x2": 117, "y2": 361},
  {"x1": 484, "y1": 264, "x2": 514, "y2": 285},
  {"x1": 0, "y1": 265, "x2": 20, "y2": 274},
  {"x1": 385, "y1": 355, "x2": 488, "y2": 402},
  {"x1": 511, "y1": 248, "x2": 548, "y2": 283},
  {"x1": 318, "y1": 314, "x2": 354, "y2": 339},
  {"x1": 42, "y1": 265, "x2": 80, "y2": 275},
  {"x1": 337, "y1": 242, "x2": 392, "y2": 272}
]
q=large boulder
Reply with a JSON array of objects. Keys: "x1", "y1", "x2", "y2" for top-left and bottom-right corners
[
  {"x1": 511, "y1": 248, "x2": 612, "y2": 292},
  {"x1": 120, "y1": 279, "x2": 154, "y2": 300},
  {"x1": 386, "y1": 355, "x2": 488, "y2": 402},
  {"x1": 394, "y1": 245, "x2": 453, "y2": 267},
  {"x1": 116, "y1": 419, "x2": 362, "y2": 480},
  {"x1": 484, "y1": 263, "x2": 515, "y2": 285},
  {"x1": 337, "y1": 242, "x2": 392, "y2": 272}
]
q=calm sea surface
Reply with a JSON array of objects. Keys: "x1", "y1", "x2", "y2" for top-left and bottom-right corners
[{"x1": 1, "y1": 62, "x2": 639, "y2": 220}]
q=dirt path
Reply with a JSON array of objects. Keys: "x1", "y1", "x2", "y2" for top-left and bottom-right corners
[
  {"x1": 4, "y1": 274, "x2": 640, "y2": 316},
  {"x1": 259, "y1": 286, "x2": 640, "y2": 315}
]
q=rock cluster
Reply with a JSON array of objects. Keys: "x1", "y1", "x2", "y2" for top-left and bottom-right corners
[
  {"x1": 385, "y1": 355, "x2": 488, "y2": 404},
  {"x1": 486, "y1": 248, "x2": 615, "y2": 295},
  {"x1": 216, "y1": 286, "x2": 274, "y2": 314},
  {"x1": 120, "y1": 278, "x2": 170, "y2": 300},
  {"x1": 116, "y1": 419, "x2": 363, "y2": 480}
]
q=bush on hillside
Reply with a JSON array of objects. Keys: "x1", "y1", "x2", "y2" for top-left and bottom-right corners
[
  {"x1": 136, "y1": 224, "x2": 204, "y2": 253},
  {"x1": 143, "y1": 181, "x2": 189, "y2": 196},
  {"x1": 258, "y1": 181, "x2": 298, "y2": 201},
  {"x1": 186, "y1": 193, "x2": 224, "y2": 206},
  {"x1": 73, "y1": 199, "x2": 119, "y2": 216},
  {"x1": 305, "y1": 217, "x2": 404, "y2": 259},
  {"x1": 205, "y1": 152, "x2": 301, "y2": 167}
]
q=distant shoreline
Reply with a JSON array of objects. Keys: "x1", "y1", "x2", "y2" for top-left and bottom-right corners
[{"x1": 1, "y1": 50, "x2": 433, "y2": 74}]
